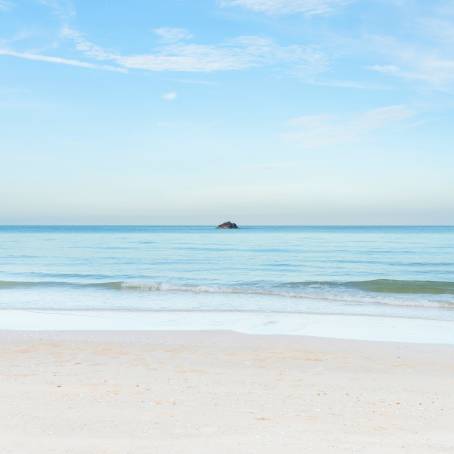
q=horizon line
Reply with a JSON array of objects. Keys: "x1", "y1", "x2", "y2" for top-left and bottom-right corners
[{"x1": 1, "y1": 224, "x2": 453, "y2": 228}]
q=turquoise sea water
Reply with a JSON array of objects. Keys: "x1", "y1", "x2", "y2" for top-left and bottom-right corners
[{"x1": 1, "y1": 226, "x2": 454, "y2": 324}]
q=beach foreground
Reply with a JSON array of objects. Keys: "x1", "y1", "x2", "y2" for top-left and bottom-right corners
[{"x1": 1, "y1": 331, "x2": 453, "y2": 453}]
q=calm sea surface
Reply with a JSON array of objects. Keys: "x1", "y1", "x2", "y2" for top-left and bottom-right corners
[{"x1": 1, "y1": 226, "x2": 454, "y2": 321}]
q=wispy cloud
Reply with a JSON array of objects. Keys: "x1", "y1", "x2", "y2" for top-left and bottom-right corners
[
  {"x1": 4, "y1": 0, "x2": 330, "y2": 77},
  {"x1": 284, "y1": 105, "x2": 414, "y2": 148},
  {"x1": 0, "y1": 0, "x2": 12, "y2": 11},
  {"x1": 306, "y1": 78, "x2": 390, "y2": 91},
  {"x1": 62, "y1": 26, "x2": 327, "y2": 74},
  {"x1": 171, "y1": 78, "x2": 218, "y2": 86},
  {"x1": 154, "y1": 27, "x2": 193, "y2": 43},
  {"x1": 365, "y1": 2, "x2": 454, "y2": 91},
  {"x1": 367, "y1": 35, "x2": 454, "y2": 89},
  {"x1": 37, "y1": 0, "x2": 75, "y2": 21},
  {"x1": 61, "y1": 26, "x2": 115, "y2": 60},
  {"x1": 220, "y1": 0, "x2": 354, "y2": 15},
  {"x1": 162, "y1": 91, "x2": 177, "y2": 101},
  {"x1": 0, "y1": 48, "x2": 126, "y2": 72},
  {"x1": 368, "y1": 61, "x2": 454, "y2": 86},
  {"x1": 423, "y1": 17, "x2": 454, "y2": 44},
  {"x1": 1, "y1": 19, "x2": 327, "y2": 75}
]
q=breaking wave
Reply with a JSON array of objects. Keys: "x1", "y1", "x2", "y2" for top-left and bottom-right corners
[{"x1": 2, "y1": 278, "x2": 454, "y2": 296}]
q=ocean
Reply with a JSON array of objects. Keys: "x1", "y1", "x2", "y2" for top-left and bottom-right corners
[{"x1": 1, "y1": 225, "x2": 454, "y2": 341}]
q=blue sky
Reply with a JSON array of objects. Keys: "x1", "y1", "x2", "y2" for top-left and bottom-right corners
[{"x1": 1, "y1": 0, "x2": 454, "y2": 224}]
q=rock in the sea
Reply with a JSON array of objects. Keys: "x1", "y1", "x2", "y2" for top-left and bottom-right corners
[{"x1": 217, "y1": 221, "x2": 239, "y2": 229}]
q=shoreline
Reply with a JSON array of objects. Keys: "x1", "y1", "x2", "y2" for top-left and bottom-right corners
[
  {"x1": 1, "y1": 330, "x2": 453, "y2": 453},
  {"x1": 3, "y1": 327, "x2": 454, "y2": 351},
  {"x1": 1, "y1": 309, "x2": 454, "y2": 344}
]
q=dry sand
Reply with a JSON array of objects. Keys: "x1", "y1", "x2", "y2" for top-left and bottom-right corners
[{"x1": 0, "y1": 331, "x2": 453, "y2": 454}]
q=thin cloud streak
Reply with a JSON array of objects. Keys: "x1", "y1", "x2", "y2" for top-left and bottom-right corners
[
  {"x1": 154, "y1": 27, "x2": 194, "y2": 43},
  {"x1": 366, "y1": 15, "x2": 454, "y2": 90},
  {"x1": 0, "y1": 0, "x2": 12, "y2": 11},
  {"x1": 0, "y1": 48, "x2": 127, "y2": 72},
  {"x1": 62, "y1": 26, "x2": 328, "y2": 74},
  {"x1": 284, "y1": 105, "x2": 414, "y2": 148},
  {"x1": 1, "y1": 24, "x2": 327, "y2": 76},
  {"x1": 37, "y1": 0, "x2": 75, "y2": 20},
  {"x1": 220, "y1": 0, "x2": 354, "y2": 15}
]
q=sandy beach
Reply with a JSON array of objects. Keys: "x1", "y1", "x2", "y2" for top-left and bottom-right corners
[{"x1": 1, "y1": 331, "x2": 453, "y2": 454}]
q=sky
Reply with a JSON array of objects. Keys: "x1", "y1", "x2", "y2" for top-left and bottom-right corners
[{"x1": 1, "y1": 0, "x2": 454, "y2": 224}]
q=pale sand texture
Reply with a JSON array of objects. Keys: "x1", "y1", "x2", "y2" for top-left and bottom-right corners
[{"x1": 0, "y1": 331, "x2": 453, "y2": 454}]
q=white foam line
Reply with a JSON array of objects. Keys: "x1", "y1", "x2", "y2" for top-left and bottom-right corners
[{"x1": 1, "y1": 310, "x2": 454, "y2": 344}]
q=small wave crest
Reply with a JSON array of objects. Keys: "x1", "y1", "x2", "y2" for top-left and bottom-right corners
[
  {"x1": 2, "y1": 278, "x2": 454, "y2": 296},
  {"x1": 283, "y1": 279, "x2": 454, "y2": 295},
  {"x1": 1, "y1": 275, "x2": 454, "y2": 299},
  {"x1": 0, "y1": 280, "x2": 124, "y2": 290}
]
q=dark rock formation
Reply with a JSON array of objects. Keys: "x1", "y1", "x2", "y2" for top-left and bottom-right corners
[{"x1": 217, "y1": 221, "x2": 239, "y2": 229}]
